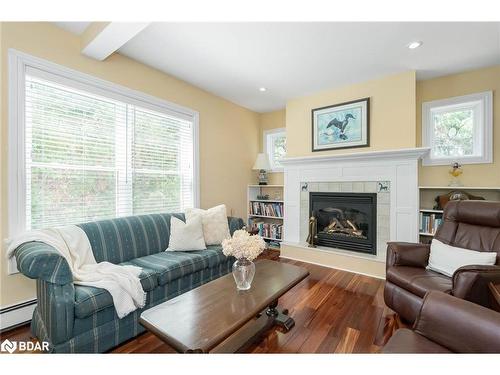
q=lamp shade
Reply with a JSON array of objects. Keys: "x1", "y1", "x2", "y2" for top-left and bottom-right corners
[{"x1": 252, "y1": 153, "x2": 271, "y2": 170}]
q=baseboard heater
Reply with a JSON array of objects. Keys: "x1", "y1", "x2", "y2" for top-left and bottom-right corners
[{"x1": 0, "y1": 299, "x2": 36, "y2": 332}]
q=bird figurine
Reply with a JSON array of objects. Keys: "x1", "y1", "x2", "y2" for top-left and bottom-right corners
[{"x1": 326, "y1": 113, "x2": 355, "y2": 140}]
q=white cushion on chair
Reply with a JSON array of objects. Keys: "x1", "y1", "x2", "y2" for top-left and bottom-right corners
[{"x1": 427, "y1": 239, "x2": 496, "y2": 277}]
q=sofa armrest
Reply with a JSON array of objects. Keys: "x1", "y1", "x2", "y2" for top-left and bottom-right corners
[
  {"x1": 227, "y1": 216, "x2": 245, "y2": 236},
  {"x1": 14, "y1": 242, "x2": 75, "y2": 346},
  {"x1": 14, "y1": 241, "x2": 73, "y2": 285},
  {"x1": 386, "y1": 242, "x2": 430, "y2": 269},
  {"x1": 452, "y1": 264, "x2": 500, "y2": 306},
  {"x1": 413, "y1": 291, "x2": 500, "y2": 353}
]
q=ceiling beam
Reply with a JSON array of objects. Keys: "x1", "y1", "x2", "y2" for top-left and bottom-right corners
[{"x1": 81, "y1": 22, "x2": 150, "y2": 61}]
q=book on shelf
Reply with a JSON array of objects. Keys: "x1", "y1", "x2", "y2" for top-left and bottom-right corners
[
  {"x1": 249, "y1": 220, "x2": 283, "y2": 240},
  {"x1": 419, "y1": 211, "x2": 443, "y2": 235},
  {"x1": 249, "y1": 201, "x2": 284, "y2": 217}
]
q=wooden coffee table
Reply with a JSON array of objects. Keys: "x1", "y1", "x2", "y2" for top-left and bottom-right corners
[{"x1": 139, "y1": 259, "x2": 309, "y2": 353}]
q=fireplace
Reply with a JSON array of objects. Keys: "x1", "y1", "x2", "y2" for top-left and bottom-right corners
[{"x1": 310, "y1": 192, "x2": 377, "y2": 255}]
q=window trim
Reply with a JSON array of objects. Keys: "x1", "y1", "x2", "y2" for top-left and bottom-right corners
[
  {"x1": 421, "y1": 91, "x2": 493, "y2": 166},
  {"x1": 263, "y1": 127, "x2": 286, "y2": 172},
  {"x1": 8, "y1": 48, "x2": 200, "y2": 241}
]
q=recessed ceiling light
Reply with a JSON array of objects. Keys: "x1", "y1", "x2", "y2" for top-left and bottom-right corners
[
  {"x1": 259, "y1": 87, "x2": 267, "y2": 92},
  {"x1": 408, "y1": 41, "x2": 423, "y2": 50}
]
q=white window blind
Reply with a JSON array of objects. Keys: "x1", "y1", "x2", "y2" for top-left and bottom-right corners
[{"x1": 24, "y1": 70, "x2": 195, "y2": 230}]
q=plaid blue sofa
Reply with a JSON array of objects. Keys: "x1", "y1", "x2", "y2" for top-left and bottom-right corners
[{"x1": 13, "y1": 213, "x2": 244, "y2": 353}]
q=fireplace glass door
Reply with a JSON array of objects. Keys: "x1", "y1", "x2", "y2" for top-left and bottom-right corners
[{"x1": 309, "y1": 192, "x2": 377, "y2": 254}]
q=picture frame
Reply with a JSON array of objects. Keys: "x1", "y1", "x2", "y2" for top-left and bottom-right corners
[{"x1": 311, "y1": 97, "x2": 370, "y2": 152}]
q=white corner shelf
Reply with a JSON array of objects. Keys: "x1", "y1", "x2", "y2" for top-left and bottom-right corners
[
  {"x1": 419, "y1": 232, "x2": 435, "y2": 237},
  {"x1": 419, "y1": 209, "x2": 443, "y2": 214},
  {"x1": 248, "y1": 184, "x2": 284, "y2": 249},
  {"x1": 248, "y1": 214, "x2": 284, "y2": 220}
]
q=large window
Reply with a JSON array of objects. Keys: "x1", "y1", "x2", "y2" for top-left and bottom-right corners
[
  {"x1": 264, "y1": 128, "x2": 286, "y2": 172},
  {"x1": 422, "y1": 91, "x2": 492, "y2": 166},
  {"x1": 9, "y1": 50, "x2": 199, "y2": 234}
]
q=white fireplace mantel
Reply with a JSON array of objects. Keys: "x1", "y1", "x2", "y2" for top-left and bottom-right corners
[
  {"x1": 281, "y1": 147, "x2": 429, "y2": 276},
  {"x1": 280, "y1": 147, "x2": 430, "y2": 166}
]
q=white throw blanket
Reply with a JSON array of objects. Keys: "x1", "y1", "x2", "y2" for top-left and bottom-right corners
[{"x1": 7, "y1": 225, "x2": 146, "y2": 318}]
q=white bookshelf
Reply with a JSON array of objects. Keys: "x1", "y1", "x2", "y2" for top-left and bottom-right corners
[
  {"x1": 418, "y1": 186, "x2": 500, "y2": 243},
  {"x1": 247, "y1": 184, "x2": 284, "y2": 250}
]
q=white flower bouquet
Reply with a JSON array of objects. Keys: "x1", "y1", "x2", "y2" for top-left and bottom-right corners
[{"x1": 222, "y1": 229, "x2": 266, "y2": 261}]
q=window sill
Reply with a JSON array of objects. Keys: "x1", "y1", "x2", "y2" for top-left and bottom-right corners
[{"x1": 422, "y1": 155, "x2": 493, "y2": 167}]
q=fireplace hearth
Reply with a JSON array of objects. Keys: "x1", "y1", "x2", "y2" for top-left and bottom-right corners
[{"x1": 310, "y1": 192, "x2": 377, "y2": 255}]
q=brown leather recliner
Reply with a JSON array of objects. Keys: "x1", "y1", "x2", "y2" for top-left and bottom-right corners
[
  {"x1": 384, "y1": 200, "x2": 500, "y2": 323},
  {"x1": 382, "y1": 291, "x2": 500, "y2": 353}
]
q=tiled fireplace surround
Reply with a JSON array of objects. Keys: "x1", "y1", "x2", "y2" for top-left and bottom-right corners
[
  {"x1": 299, "y1": 181, "x2": 391, "y2": 256},
  {"x1": 280, "y1": 148, "x2": 429, "y2": 278}
]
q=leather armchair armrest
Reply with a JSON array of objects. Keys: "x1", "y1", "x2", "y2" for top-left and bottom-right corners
[
  {"x1": 413, "y1": 291, "x2": 500, "y2": 353},
  {"x1": 386, "y1": 242, "x2": 430, "y2": 269},
  {"x1": 452, "y1": 264, "x2": 500, "y2": 305}
]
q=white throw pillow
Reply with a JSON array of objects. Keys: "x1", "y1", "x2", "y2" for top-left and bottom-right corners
[
  {"x1": 166, "y1": 216, "x2": 206, "y2": 251},
  {"x1": 427, "y1": 239, "x2": 497, "y2": 277},
  {"x1": 185, "y1": 205, "x2": 231, "y2": 245}
]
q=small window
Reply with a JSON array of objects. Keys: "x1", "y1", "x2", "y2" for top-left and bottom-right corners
[
  {"x1": 422, "y1": 91, "x2": 492, "y2": 166},
  {"x1": 264, "y1": 128, "x2": 287, "y2": 171}
]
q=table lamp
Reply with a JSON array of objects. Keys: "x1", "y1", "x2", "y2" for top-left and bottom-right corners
[{"x1": 252, "y1": 153, "x2": 271, "y2": 185}]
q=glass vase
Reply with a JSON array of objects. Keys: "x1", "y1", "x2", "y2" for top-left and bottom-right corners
[{"x1": 232, "y1": 257, "x2": 255, "y2": 290}]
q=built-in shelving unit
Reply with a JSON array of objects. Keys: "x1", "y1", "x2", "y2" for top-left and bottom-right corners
[
  {"x1": 247, "y1": 184, "x2": 284, "y2": 250},
  {"x1": 418, "y1": 185, "x2": 500, "y2": 243}
]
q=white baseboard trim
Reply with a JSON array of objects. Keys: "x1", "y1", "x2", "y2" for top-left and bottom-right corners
[
  {"x1": 0, "y1": 299, "x2": 36, "y2": 331},
  {"x1": 279, "y1": 254, "x2": 386, "y2": 280}
]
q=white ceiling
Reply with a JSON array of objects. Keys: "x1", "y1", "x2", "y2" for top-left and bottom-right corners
[
  {"x1": 54, "y1": 21, "x2": 90, "y2": 35},
  {"x1": 56, "y1": 22, "x2": 500, "y2": 113}
]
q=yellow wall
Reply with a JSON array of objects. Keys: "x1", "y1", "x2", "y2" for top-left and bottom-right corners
[
  {"x1": 259, "y1": 109, "x2": 285, "y2": 185},
  {"x1": 0, "y1": 22, "x2": 260, "y2": 307},
  {"x1": 417, "y1": 65, "x2": 500, "y2": 187},
  {"x1": 285, "y1": 71, "x2": 417, "y2": 157}
]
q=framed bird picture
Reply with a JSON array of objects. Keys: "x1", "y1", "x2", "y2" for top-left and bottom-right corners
[{"x1": 311, "y1": 97, "x2": 370, "y2": 152}]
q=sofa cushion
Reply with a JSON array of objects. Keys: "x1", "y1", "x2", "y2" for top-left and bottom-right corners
[
  {"x1": 74, "y1": 265, "x2": 158, "y2": 319},
  {"x1": 78, "y1": 213, "x2": 184, "y2": 264},
  {"x1": 71, "y1": 261, "x2": 233, "y2": 340},
  {"x1": 387, "y1": 266, "x2": 452, "y2": 298},
  {"x1": 129, "y1": 245, "x2": 229, "y2": 286}
]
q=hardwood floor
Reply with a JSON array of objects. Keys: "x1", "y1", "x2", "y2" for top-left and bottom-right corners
[{"x1": 2, "y1": 252, "x2": 401, "y2": 353}]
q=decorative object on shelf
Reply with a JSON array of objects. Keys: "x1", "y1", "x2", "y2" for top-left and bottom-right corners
[
  {"x1": 448, "y1": 162, "x2": 464, "y2": 187},
  {"x1": 377, "y1": 181, "x2": 390, "y2": 193},
  {"x1": 222, "y1": 230, "x2": 266, "y2": 290},
  {"x1": 256, "y1": 194, "x2": 270, "y2": 200},
  {"x1": 252, "y1": 153, "x2": 271, "y2": 185},
  {"x1": 273, "y1": 191, "x2": 282, "y2": 200},
  {"x1": 433, "y1": 190, "x2": 485, "y2": 210},
  {"x1": 312, "y1": 97, "x2": 370, "y2": 152},
  {"x1": 301, "y1": 182, "x2": 308, "y2": 192},
  {"x1": 306, "y1": 216, "x2": 317, "y2": 248}
]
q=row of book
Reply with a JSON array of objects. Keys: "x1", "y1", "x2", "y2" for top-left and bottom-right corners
[
  {"x1": 419, "y1": 212, "x2": 443, "y2": 235},
  {"x1": 249, "y1": 201, "x2": 283, "y2": 217},
  {"x1": 251, "y1": 221, "x2": 283, "y2": 240}
]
